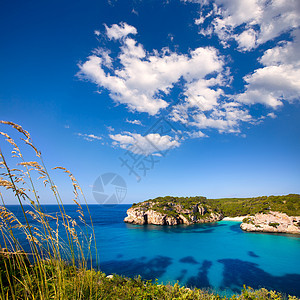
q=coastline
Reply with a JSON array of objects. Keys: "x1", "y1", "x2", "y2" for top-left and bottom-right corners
[{"x1": 222, "y1": 216, "x2": 247, "y2": 222}]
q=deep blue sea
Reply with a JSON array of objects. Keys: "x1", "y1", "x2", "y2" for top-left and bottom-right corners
[{"x1": 5, "y1": 205, "x2": 300, "y2": 297}]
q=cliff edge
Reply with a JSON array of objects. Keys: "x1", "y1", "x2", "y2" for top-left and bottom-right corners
[{"x1": 124, "y1": 200, "x2": 223, "y2": 225}]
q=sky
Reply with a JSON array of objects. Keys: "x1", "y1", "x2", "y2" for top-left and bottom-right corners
[{"x1": 1, "y1": 0, "x2": 300, "y2": 204}]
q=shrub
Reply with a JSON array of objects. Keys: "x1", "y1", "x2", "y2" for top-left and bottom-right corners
[{"x1": 269, "y1": 222, "x2": 280, "y2": 228}]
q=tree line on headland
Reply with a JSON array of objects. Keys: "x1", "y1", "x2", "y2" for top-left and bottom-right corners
[{"x1": 132, "y1": 194, "x2": 300, "y2": 217}]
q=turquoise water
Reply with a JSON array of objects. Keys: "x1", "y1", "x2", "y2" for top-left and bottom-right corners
[{"x1": 6, "y1": 205, "x2": 300, "y2": 297}]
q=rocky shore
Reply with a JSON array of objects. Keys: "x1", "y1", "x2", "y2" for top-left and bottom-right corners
[
  {"x1": 240, "y1": 211, "x2": 300, "y2": 234},
  {"x1": 124, "y1": 201, "x2": 223, "y2": 225},
  {"x1": 124, "y1": 195, "x2": 300, "y2": 234}
]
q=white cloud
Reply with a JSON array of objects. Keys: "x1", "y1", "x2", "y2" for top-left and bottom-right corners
[
  {"x1": 172, "y1": 101, "x2": 252, "y2": 133},
  {"x1": 236, "y1": 29, "x2": 300, "y2": 108},
  {"x1": 259, "y1": 29, "x2": 300, "y2": 66},
  {"x1": 77, "y1": 133, "x2": 102, "y2": 142},
  {"x1": 184, "y1": 0, "x2": 300, "y2": 115},
  {"x1": 190, "y1": 0, "x2": 300, "y2": 51},
  {"x1": 236, "y1": 65, "x2": 300, "y2": 107},
  {"x1": 267, "y1": 112, "x2": 277, "y2": 119},
  {"x1": 94, "y1": 30, "x2": 101, "y2": 36},
  {"x1": 235, "y1": 29, "x2": 257, "y2": 51},
  {"x1": 131, "y1": 8, "x2": 139, "y2": 16},
  {"x1": 168, "y1": 33, "x2": 174, "y2": 41},
  {"x1": 106, "y1": 126, "x2": 115, "y2": 132},
  {"x1": 109, "y1": 132, "x2": 180, "y2": 155},
  {"x1": 126, "y1": 119, "x2": 143, "y2": 125},
  {"x1": 78, "y1": 23, "x2": 224, "y2": 115},
  {"x1": 105, "y1": 22, "x2": 137, "y2": 40},
  {"x1": 187, "y1": 130, "x2": 207, "y2": 138},
  {"x1": 184, "y1": 72, "x2": 229, "y2": 111},
  {"x1": 169, "y1": 68, "x2": 250, "y2": 134},
  {"x1": 80, "y1": 20, "x2": 290, "y2": 146}
]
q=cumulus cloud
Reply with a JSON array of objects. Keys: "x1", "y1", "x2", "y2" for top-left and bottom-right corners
[
  {"x1": 236, "y1": 29, "x2": 300, "y2": 107},
  {"x1": 190, "y1": 0, "x2": 300, "y2": 51},
  {"x1": 184, "y1": 72, "x2": 230, "y2": 111},
  {"x1": 77, "y1": 133, "x2": 102, "y2": 142},
  {"x1": 235, "y1": 29, "x2": 257, "y2": 51},
  {"x1": 187, "y1": 1, "x2": 300, "y2": 111},
  {"x1": 236, "y1": 65, "x2": 300, "y2": 107},
  {"x1": 109, "y1": 132, "x2": 180, "y2": 155},
  {"x1": 78, "y1": 22, "x2": 224, "y2": 115},
  {"x1": 259, "y1": 29, "x2": 300, "y2": 66},
  {"x1": 79, "y1": 18, "x2": 296, "y2": 151},
  {"x1": 105, "y1": 22, "x2": 137, "y2": 40},
  {"x1": 171, "y1": 100, "x2": 252, "y2": 134},
  {"x1": 168, "y1": 69, "x2": 250, "y2": 134}
]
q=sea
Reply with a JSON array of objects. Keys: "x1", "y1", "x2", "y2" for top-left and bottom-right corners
[{"x1": 4, "y1": 204, "x2": 300, "y2": 297}]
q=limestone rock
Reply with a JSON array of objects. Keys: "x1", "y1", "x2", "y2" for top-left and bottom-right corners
[
  {"x1": 124, "y1": 201, "x2": 223, "y2": 226},
  {"x1": 146, "y1": 210, "x2": 166, "y2": 225},
  {"x1": 123, "y1": 207, "x2": 147, "y2": 225},
  {"x1": 240, "y1": 211, "x2": 300, "y2": 234},
  {"x1": 198, "y1": 206, "x2": 207, "y2": 215}
]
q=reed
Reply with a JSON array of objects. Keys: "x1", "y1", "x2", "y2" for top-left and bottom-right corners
[{"x1": 0, "y1": 121, "x2": 99, "y2": 299}]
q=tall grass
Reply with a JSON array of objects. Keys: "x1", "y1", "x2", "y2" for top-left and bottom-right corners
[{"x1": 0, "y1": 121, "x2": 98, "y2": 299}]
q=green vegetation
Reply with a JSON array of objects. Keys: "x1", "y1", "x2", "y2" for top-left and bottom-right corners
[
  {"x1": 205, "y1": 195, "x2": 300, "y2": 217},
  {"x1": 151, "y1": 203, "x2": 180, "y2": 218},
  {"x1": 242, "y1": 217, "x2": 254, "y2": 225},
  {"x1": 269, "y1": 222, "x2": 280, "y2": 228},
  {"x1": 141, "y1": 194, "x2": 300, "y2": 217},
  {"x1": 0, "y1": 254, "x2": 298, "y2": 300}
]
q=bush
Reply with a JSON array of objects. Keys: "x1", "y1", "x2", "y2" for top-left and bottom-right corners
[{"x1": 269, "y1": 222, "x2": 280, "y2": 228}]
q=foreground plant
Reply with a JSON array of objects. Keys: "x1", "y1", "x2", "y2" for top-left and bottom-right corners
[
  {"x1": 0, "y1": 121, "x2": 98, "y2": 299},
  {"x1": 1, "y1": 256, "x2": 298, "y2": 300}
]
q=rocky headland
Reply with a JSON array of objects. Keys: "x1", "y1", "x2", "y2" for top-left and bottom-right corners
[
  {"x1": 124, "y1": 195, "x2": 300, "y2": 234},
  {"x1": 240, "y1": 211, "x2": 300, "y2": 234},
  {"x1": 124, "y1": 200, "x2": 223, "y2": 225}
]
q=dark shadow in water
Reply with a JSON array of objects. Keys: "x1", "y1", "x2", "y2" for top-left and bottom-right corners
[
  {"x1": 179, "y1": 256, "x2": 199, "y2": 265},
  {"x1": 169, "y1": 223, "x2": 226, "y2": 234},
  {"x1": 176, "y1": 269, "x2": 187, "y2": 282},
  {"x1": 116, "y1": 254, "x2": 123, "y2": 258},
  {"x1": 126, "y1": 222, "x2": 226, "y2": 234},
  {"x1": 218, "y1": 258, "x2": 300, "y2": 297},
  {"x1": 248, "y1": 251, "x2": 259, "y2": 258},
  {"x1": 101, "y1": 255, "x2": 172, "y2": 281},
  {"x1": 229, "y1": 223, "x2": 242, "y2": 233},
  {"x1": 186, "y1": 260, "x2": 212, "y2": 289}
]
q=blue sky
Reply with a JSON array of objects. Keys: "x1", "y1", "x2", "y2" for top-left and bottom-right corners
[{"x1": 1, "y1": 0, "x2": 300, "y2": 204}]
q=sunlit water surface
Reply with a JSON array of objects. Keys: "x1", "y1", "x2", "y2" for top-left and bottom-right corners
[{"x1": 7, "y1": 205, "x2": 300, "y2": 297}]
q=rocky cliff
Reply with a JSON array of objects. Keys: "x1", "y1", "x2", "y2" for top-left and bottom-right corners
[
  {"x1": 124, "y1": 201, "x2": 223, "y2": 225},
  {"x1": 240, "y1": 211, "x2": 300, "y2": 234}
]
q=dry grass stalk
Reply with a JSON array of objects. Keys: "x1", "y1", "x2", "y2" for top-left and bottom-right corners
[{"x1": 0, "y1": 121, "x2": 99, "y2": 299}]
